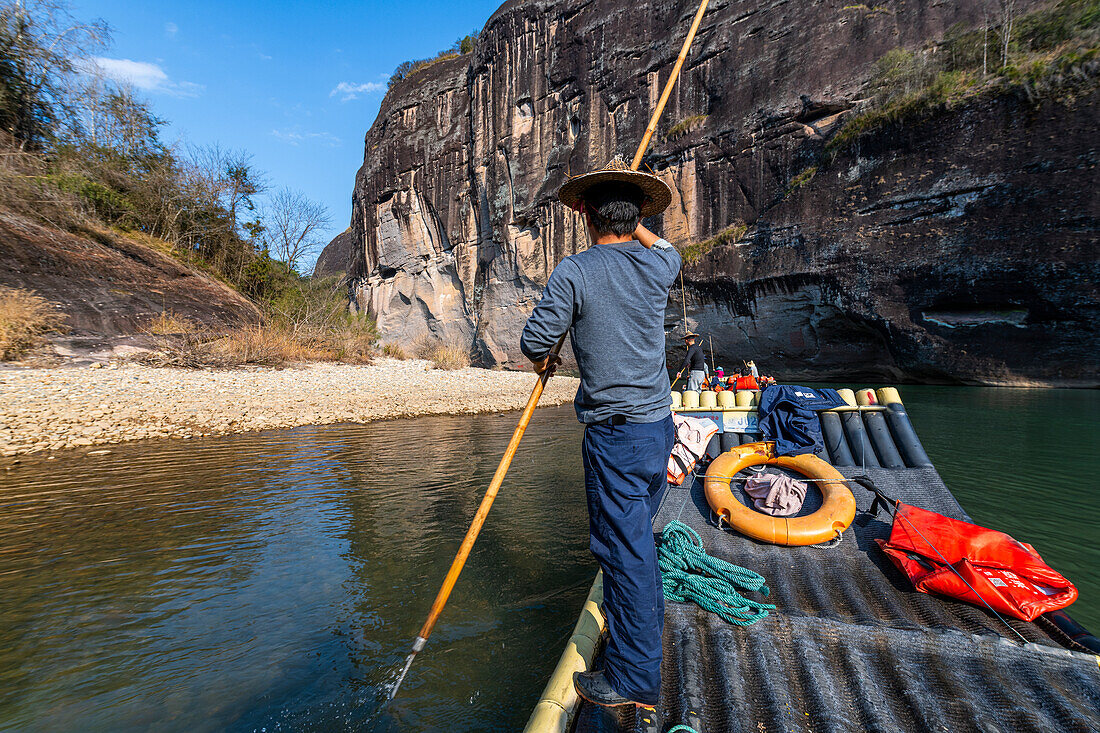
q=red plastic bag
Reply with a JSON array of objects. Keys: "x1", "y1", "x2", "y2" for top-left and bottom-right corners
[{"x1": 876, "y1": 502, "x2": 1077, "y2": 621}]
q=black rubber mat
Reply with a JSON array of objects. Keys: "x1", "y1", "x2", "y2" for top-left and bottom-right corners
[{"x1": 572, "y1": 443, "x2": 1100, "y2": 731}]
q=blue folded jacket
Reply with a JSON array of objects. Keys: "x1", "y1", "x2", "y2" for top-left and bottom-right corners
[{"x1": 757, "y1": 385, "x2": 847, "y2": 457}]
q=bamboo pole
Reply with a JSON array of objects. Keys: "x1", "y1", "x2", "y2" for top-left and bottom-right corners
[
  {"x1": 390, "y1": 0, "x2": 711, "y2": 702},
  {"x1": 680, "y1": 269, "x2": 688, "y2": 326},
  {"x1": 631, "y1": 0, "x2": 712, "y2": 171}
]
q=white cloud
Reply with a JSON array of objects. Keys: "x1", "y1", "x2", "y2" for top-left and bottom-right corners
[
  {"x1": 330, "y1": 81, "x2": 385, "y2": 102},
  {"x1": 271, "y1": 128, "x2": 341, "y2": 147},
  {"x1": 91, "y1": 57, "x2": 203, "y2": 97},
  {"x1": 165, "y1": 22, "x2": 178, "y2": 38}
]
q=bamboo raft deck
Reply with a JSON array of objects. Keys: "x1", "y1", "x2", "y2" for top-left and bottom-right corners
[{"x1": 526, "y1": 387, "x2": 1100, "y2": 733}]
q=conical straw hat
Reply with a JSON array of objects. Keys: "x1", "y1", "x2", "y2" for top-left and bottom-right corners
[{"x1": 558, "y1": 157, "x2": 673, "y2": 218}]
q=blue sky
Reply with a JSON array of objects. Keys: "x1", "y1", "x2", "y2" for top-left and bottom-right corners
[{"x1": 75, "y1": 0, "x2": 503, "y2": 271}]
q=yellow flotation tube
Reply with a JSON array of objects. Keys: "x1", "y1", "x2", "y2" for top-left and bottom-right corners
[{"x1": 704, "y1": 442, "x2": 856, "y2": 546}]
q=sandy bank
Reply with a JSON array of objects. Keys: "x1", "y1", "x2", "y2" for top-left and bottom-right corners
[{"x1": 0, "y1": 359, "x2": 580, "y2": 457}]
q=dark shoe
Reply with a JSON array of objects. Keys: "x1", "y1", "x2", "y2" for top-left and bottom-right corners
[
  {"x1": 573, "y1": 670, "x2": 654, "y2": 709},
  {"x1": 634, "y1": 703, "x2": 662, "y2": 732}
]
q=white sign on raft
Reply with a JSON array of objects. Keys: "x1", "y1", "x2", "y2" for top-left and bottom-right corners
[{"x1": 687, "y1": 411, "x2": 759, "y2": 434}]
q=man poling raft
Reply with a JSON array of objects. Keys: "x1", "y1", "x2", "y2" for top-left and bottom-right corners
[
  {"x1": 674, "y1": 332, "x2": 706, "y2": 391},
  {"x1": 522, "y1": 159, "x2": 677, "y2": 713},
  {"x1": 386, "y1": 0, "x2": 713, "y2": 712}
]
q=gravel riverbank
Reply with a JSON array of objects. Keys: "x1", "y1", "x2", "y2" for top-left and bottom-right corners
[{"x1": 0, "y1": 360, "x2": 580, "y2": 457}]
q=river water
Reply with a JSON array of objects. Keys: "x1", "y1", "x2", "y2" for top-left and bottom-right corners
[{"x1": 0, "y1": 387, "x2": 1095, "y2": 731}]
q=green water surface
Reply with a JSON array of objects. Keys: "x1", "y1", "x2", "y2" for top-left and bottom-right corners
[{"x1": 0, "y1": 387, "x2": 1095, "y2": 731}]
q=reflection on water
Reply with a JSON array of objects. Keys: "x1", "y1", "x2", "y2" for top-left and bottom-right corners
[
  {"x1": 0, "y1": 388, "x2": 1096, "y2": 731},
  {"x1": 0, "y1": 405, "x2": 590, "y2": 732}
]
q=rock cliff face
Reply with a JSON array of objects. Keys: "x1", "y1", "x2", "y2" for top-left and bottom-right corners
[{"x1": 319, "y1": 0, "x2": 1098, "y2": 385}]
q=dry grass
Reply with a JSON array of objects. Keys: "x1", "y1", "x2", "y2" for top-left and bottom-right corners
[
  {"x1": 423, "y1": 338, "x2": 472, "y2": 370},
  {"x1": 0, "y1": 286, "x2": 66, "y2": 360},
  {"x1": 380, "y1": 342, "x2": 409, "y2": 359},
  {"x1": 136, "y1": 323, "x2": 376, "y2": 369},
  {"x1": 308, "y1": 324, "x2": 376, "y2": 364},
  {"x1": 146, "y1": 310, "x2": 197, "y2": 335}
]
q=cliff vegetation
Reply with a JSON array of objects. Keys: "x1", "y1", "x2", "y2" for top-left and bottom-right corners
[
  {"x1": 830, "y1": 0, "x2": 1099, "y2": 151},
  {"x1": 388, "y1": 32, "x2": 479, "y2": 88},
  {"x1": 681, "y1": 222, "x2": 748, "y2": 265}
]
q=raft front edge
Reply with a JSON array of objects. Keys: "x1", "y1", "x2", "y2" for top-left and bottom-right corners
[{"x1": 523, "y1": 571, "x2": 605, "y2": 733}]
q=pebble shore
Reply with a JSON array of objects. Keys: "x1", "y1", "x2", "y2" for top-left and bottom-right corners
[{"x1": 0, "y1": 359, "x2": 580, "y2": 457}]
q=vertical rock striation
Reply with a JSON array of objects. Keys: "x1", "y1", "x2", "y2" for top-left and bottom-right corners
[{"x1": 319, "y1": 0, "x2": 1098, "y2": 385}]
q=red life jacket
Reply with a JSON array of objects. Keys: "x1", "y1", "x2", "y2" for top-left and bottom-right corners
[
  {"x1": 735, "y1": 375, "x2": 759, "y2": 391},
  {"x1": 876, "y1": 502, "x2": 1078, "y2": 621}
]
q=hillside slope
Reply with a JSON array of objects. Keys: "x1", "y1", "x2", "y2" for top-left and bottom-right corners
[
  {"x1": 319, "y1": 0, "x2": 1098, "y2": 385},
  {"x1": 0, "y1": 214, "x2": 260, "y2": 348}
]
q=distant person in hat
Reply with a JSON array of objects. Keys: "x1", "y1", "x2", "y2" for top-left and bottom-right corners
[
  {"x1": 674, "y1": 332, "x2": 706, "y2": 391},
  {"x1": 747, "y1": 359, "x2": 759, "y2": 379},
  {"x1": 520, "y1": 157, "x2": 677, "y2": 713}
]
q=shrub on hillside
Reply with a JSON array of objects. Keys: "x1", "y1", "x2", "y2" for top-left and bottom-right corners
[
  {"x1": 664, "y1": 115, "x2": 708, "y2": 141},
  {"x1": 680, "y1": 221, "x2": 748, "y2": 265},
  {"x1": 0, "y1": 286, "x2": 66, "y2": 360}
]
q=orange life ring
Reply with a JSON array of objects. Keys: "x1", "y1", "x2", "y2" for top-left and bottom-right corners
[{"x1": 704, "y1": 442, "x2": 856, "y2": 546}]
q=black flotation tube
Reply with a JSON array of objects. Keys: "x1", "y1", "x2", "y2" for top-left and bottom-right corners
[
  {"x1": 864, "y1": 410, "x2": 905, "y2": 468},
  {"x1": 876, "y1": 387, "x2": 933, "y2": 467},
  {"x1": 820, "y1": 410, "x2": 855, "y2": 467},
  {"x1": 841, "y1": 410, "x2": 880, "y2": 468},
  {"x1": 1042, "y1": 609, "x2": 1100, "y2": 655}
]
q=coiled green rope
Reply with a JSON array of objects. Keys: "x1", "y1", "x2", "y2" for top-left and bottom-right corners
[{"x1": 657, "y1": 520, "x2": 776, "y2": 626}]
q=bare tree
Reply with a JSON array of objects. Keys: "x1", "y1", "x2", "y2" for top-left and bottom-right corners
[
  {"x1": 261, "y1": 187, "x2": 331, "y2": 273},
  {"x1": 188, "y1": 144, "x2": 268, "y2": 233},
  {"x1": 999, "y1": 0, "x2": 1015, "y2": 69},
  {"x1": 0, "y1": 0, "x2": 109, "y2": 147},
  {"x1": 982, "y1": 10, "x2": 989, "y2": 76}
]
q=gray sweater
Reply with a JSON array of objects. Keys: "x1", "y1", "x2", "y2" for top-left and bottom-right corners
[{"x1": 520, "y1": 239, "x2": 681, "y2": 424}]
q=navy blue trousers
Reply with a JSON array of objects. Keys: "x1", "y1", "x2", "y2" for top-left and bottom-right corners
[{"x1": 582, "y1": 414, "x2": 674, "y2": 705}]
